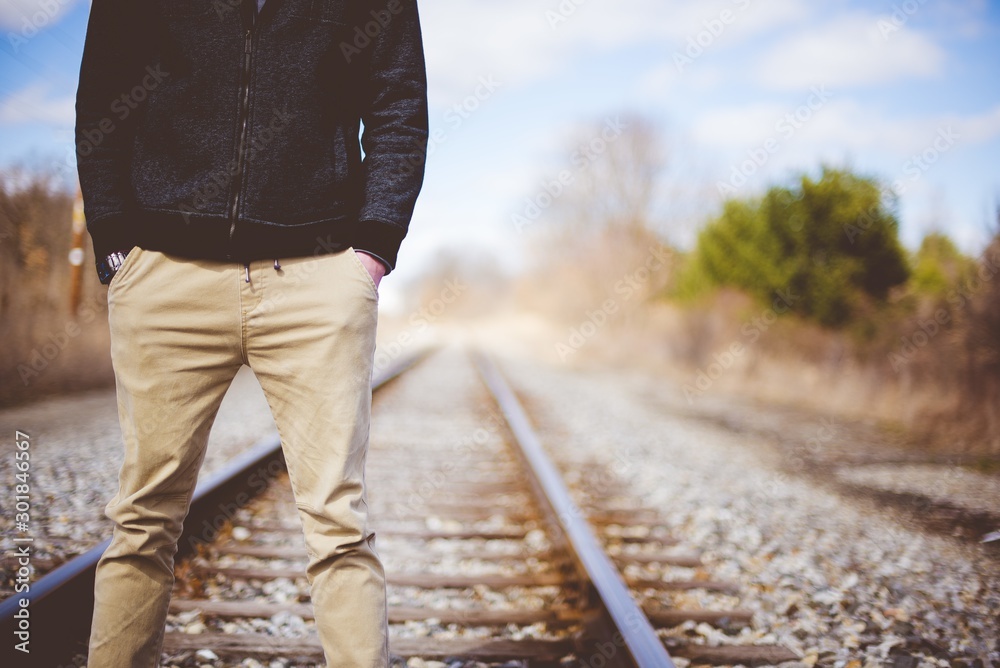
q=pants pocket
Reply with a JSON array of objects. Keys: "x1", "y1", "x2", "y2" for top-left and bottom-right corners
[
  {"x1": 346, "y1": 247, "x2": 380, "y2": 299},
  {"x1": 107, "y1": 246, "x2": 144, "y2": 292}
]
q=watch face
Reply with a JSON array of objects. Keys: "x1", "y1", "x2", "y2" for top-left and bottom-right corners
[{"x1": 98, "y1": 262, "x2": 116, "y2": 285}]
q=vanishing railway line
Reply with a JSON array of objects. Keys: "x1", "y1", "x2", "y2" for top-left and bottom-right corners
[{"x1": 3, "y1": 347, "x2": 799, "y2": 667}]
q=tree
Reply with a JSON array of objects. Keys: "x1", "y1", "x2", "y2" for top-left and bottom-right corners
[
  {"x1": 909, "y1": 232, "x2": 976, "y2": 297},
  {"x1": 551, "y1": 114, "x2": 665, "y2": 239},
  {"x1": 519, "y1": 115, "x2": 679, "y2": 312},
  {"x1": 684, "y1": 167, "x2": 911, "y2": 326}
]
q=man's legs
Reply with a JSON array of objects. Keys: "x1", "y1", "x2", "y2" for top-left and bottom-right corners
[
  {"x1": 244, "y1": 248, "x2": 388, "y2": 667},
  {"x1": 88, "y1": 248, "x2": 244, "y2": 667}
]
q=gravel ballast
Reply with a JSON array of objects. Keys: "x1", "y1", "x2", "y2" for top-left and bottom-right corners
[
  {"x1": 496, "y1": 351, "x2": 1000, "y2": 667},
  {"x1": 4, "y1": 343, "x2": 998, "y2": 667}
]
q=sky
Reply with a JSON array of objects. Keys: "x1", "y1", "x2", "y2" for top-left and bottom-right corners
[{"x1": 1, "y1": 0, "x2": 999, "y2": 307}]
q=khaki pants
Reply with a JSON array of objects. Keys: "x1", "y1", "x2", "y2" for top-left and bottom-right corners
[{"x1": 87, "y1": 246, "x2": 388, "y2": 667}]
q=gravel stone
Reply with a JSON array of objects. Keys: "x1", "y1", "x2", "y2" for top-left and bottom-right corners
[{"x1": 496, "y1": 349, "x2": 1000, "y2": 665}]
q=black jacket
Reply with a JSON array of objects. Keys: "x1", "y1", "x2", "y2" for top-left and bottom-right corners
[{"x1": 75, "y1": 0, "x2": 428, "y2": 275}]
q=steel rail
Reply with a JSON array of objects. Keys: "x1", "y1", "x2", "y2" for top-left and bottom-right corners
[
  {"x1": 473, "y1": 349, "x2": 676, "y2": 668},
  {"x1": 0, "y1": 346, "x2": 433, "y2": 667}
]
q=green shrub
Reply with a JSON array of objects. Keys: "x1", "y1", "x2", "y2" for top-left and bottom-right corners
[
  {"x1": 680, "y1": 167, "x2": 911, "y2": 326},
  {"x1": 909, "y1": 232, "x2": 976, "y2": 298}
]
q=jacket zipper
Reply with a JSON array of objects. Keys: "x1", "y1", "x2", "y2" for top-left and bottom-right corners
[{"x1": 228, "y1": 11, "x2": 255, "y2": 256}]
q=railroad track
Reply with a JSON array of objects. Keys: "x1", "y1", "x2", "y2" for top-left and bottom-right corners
[{"x1": 3, "y1": 346, "x2": 798, "y2": 667}]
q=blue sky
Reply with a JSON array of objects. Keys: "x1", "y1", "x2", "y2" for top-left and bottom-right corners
[{"x1": 2, "y1": 0, "x2": 999, "y2": 303}]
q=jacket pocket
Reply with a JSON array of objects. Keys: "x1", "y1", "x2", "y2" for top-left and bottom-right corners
[{"x1": 288, "y1": 0, "x2": 346, "y2": 25}]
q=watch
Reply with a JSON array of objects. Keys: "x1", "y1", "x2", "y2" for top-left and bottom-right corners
[{"x1": 97, "y1": 249, "x2": 132, "y2": 285}]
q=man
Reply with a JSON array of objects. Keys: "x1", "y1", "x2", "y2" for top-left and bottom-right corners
[{"x1": 75, "y1": 0, "x2": 427, "y2": 665}]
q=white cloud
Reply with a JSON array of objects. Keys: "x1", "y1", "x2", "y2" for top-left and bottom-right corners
[
  {"x1": 922, "y1": 0, "x2": 990, "y2": 39},
  {"x1": 421, "y1": 0, "x2": 810, "y2": 108},
  {"x1": 0, "y1": 0, "x2": 78, "y2": 32},
  {"x1": 691, "y1": 102, "x2": 790, "y2": 148},
  {"x1": 959, "y1": 104, "x2": 1000, "y2": 143},
  {"x1": 692, "y1": 97, "x2": 1000, "y2": 160},
  {"x1": 754, "y1": 13, "x2": 945, "y2": 89},
  {"x1": 0, "y1": 81, "x2": 76, "y2": 125},
  {"x1": 792, "y1": 101, "x2": 1000, "y2": 158},
  {"x1": 682, "y1": 95, "x2": 1000, "y2": 217}
]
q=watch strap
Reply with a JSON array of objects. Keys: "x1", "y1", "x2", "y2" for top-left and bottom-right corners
[{"x1": 97, "y1": 249, "x2": 133, "y2": 285}]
